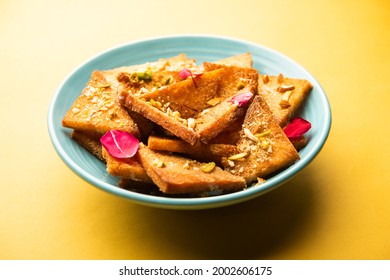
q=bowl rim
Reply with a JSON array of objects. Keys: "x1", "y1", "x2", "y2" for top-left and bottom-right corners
[{"x1": 47, "y1": 34, "x2": 332, "y2": 210}]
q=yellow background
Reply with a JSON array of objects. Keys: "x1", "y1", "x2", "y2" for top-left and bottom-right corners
[{"x1": 1, "y1": 0, "x2": 389, "y2": 259}]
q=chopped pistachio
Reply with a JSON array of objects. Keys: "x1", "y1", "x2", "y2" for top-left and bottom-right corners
[
  {"x1": 163, "y1": 76, "x2": 172, "y2": 85},
  {"x1": 137, "y1": 72, "x2": 152, "y2": 82},
  {"x1": 228, "y1": 152, "x2": 248, "y2": 161},
  {"x1": 183, "y1": 161, "x2": 191, "y2": 170},
  {"x1": 255, "y1": 130, "x2": 271, "y2": 138},
  {"x1": 259, "y1": 139, "x2": 270, "y2": 150},
  {"x1": 130, "y1": 73, "x2": 139, "y2": 83},
  {"x1": 148, "y1": 99, "x2": 162, "y2": 110},
  {"x1": 236, "y1": 81, "x2": 245, "y2": 90},
  {"x1": 95, "y1": 83, "x2": 111, "y2": 88},
  {"x1": 171, "y1": 110, "x2": 181, "y2": 120},
  {"x1": 153, "y1": 158, "x2": 165, "y2": 168},
  {"x1": 201, "y1": 162, "x2": 216, "y2": 173},
  {"x1": 109, "y1": 112, "x2": 118, "y2": 120}
]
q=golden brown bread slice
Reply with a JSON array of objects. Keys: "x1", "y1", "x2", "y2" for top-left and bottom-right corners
[
  {"x1": 135, "y1": 68, "x2": 224, "y2": 119},
  {"x1": 71, "y1": 130, "x2": 104, "y2": 161},
  {"x1": 122, "y1": 86, "x2": 254, "y2": 145},
  {"x1": 121, "y1": 65, "x2": 257, "y2": 145},
  {"x1": 62, "y1": 70, "x2": 140, "y2": 138},
  {"x1": 122, "y1": 92, "x2": 200, "y2": 144},
  {"x1": 203, "y1": 62, "x2": 259, "y2": 97},
  {"x1": 137, "y1": 145, "x2": 246, "y2": 194},
  {"x1": 258, "y1": 73, "x2": 312, "y2": 126},
  {"x1": 101, "y1": 148, "x2": 152, "y2": 183},
  {"x1": 208, "y1": 116, "x2": 244, "y2": 145},
  {"x1": 147, "y1": 135, "x2": 237, "y2": 164},
  {"x1": 213, "y1": 52, "x2": 253, "y2": 68},
  {"x1": 224, "y1": 95, "x2": 300, "y2": 183},
  {"x1": 120, "y1": 69, "x2": 223, "y2": 144},
  {"x1": 193, "y1": 89, "x2": 253, "y2": 143}
]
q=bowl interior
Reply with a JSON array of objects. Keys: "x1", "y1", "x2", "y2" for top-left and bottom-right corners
[{"x1": 48, "y1": 35, "x2": 331, "y2": 210}]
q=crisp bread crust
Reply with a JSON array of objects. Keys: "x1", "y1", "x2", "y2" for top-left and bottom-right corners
[
  {"x1": 71, "y1": 130, "x2": 104, "y2": 161},
  {"x1": 62, "y1": 53, "x2": 310, "y2": 194},
  {"x1": 225, "y1": 95, "x2": 300, "y2": 183},
  {"x1": 62, "y1": 70, "x2": 140, "y2": 138},
  {"x1": 101, "y1": 148, "x2": 152, "y2": 183},
  {"x1": 137, "y1": 145, "x2": 246, "y2": 194},
  {"x1": 258, "y1": 74, "x2": 312, "y2": 126},
  {"x1": 147, "y1": 135, "x2": 237, "y2": 165}
]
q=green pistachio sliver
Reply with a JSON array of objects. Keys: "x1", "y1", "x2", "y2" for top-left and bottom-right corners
[
  {"x1": 255, "y1": 130, "x2": 271, "y2": 138},
  {"x1": 153, "y1": 158, "x2": 165, "y2": 168},
  {"x1": 201, "y1": 162, "x2": 216, "y2": 173},
  {"x1": 130, "y1": 73, "x2": 139, "y2": 82},
  {"x1": 97, "y1": 83, "x2": 111, "y2": 88},
  {"x1": 137, "y1": 72, "x2": 152, "y2": 82},
  {"x1": 228, "y1": 152, "x2": 248, "y2": 161},
  {"x1": 236, "y1": 81, "x2": 245, "y2": 90},
  {"x1": 259, "y1": 139, "x2": 270, "y2": 150},
  {"x1": 163, "y1": 76, "x2": 172, "y2": 85}
]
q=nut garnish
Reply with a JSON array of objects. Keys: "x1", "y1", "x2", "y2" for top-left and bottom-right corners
[
  {"x1": 72, "y1": 108, "x2": 80, "y2": 114},
  {"x1": 187, "y1": 118, "x2": 196, "y2": 129},
  {"x1": 153, "y1": 158, "x2": 165, "y2": 168},
  {"x1": 255, "y1": 130, "x2": 271, "y2": 138},
  {"x1": 148, "y1": 99, "x2": 163, "y2": 110},
  {"x1": 277, "y1": 85, "x2": 295, "y2": 93},
  {"x1": 227, "y1": 160, "x2": 235, "y2": 167},
  {"x1": 183, "y1": 161, "x2": 191, "y2": 170},
  {"x1": 236, "y1": 81, "x2": 246, "y2": 90},
  {"x1": 206, "y1": 98, "x2": 223, "y2": 106},
  {"x1": 257, "y1": 178, "x2": 266, "y2": 184},
  {"x1": 201, "y1": 162, "x2": 216, "y2": 173},
  {"x1": 279, "y1": 90, "x2": 292, "y2": 108},
  {"x1": 171, "y1": 110, "x2": 181, "y2": 120},
  {"x1": 277, "y1": 73, "x2": 284, "y2": 83},
  {"x1": 262, "y1": 75, "x2": 269, "y2": 84},
  {"x1": 259, "y1": 139, "x2": 270, "y2": 150},
  {"x1": 162, "y1": 76, "x2": 172, "y2": 85},
  {"x1": 228, "y1": 152, "x2": 248, "y2": 161},
  {"x1": 244, "y1": 128, "x2": 259, "y2": 142}
]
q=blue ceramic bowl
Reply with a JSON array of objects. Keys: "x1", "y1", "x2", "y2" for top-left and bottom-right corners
[{"x1": 48, "y1": 35, "x2": 331, "y2": 210}]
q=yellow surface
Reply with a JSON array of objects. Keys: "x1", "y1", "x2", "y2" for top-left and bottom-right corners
[{"x1": 1, "y1": 0, "x2": 389, "y2": 260}]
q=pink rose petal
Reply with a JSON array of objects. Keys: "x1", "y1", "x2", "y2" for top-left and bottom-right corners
[
  {"x1": 100, "y1": 130, "x2": 139, "y2": 159},
  {"x1": 178, "y1": 68, "x2": 203, "y2": 88},
  {"x1": 283, "y1": 117, "x2": 312, "y2": 139},
  {"x1": 179, "y1": 68, "x2": 192, "y2": 79},
  {"x1": 229, "y1": 91, "x2": 254, "y2": 107}
]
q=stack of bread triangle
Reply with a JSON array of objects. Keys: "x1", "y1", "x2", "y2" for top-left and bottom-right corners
[{"x1": 62, "y1": 52, "x2": 312, "y2": 196}]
